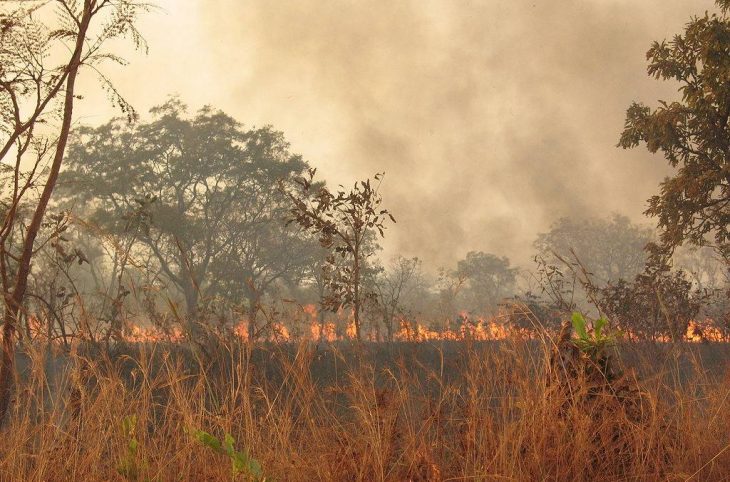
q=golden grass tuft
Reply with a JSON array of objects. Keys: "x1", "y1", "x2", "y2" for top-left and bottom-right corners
[{"x1": 0, "y1": 336, "x2": 728, "y2": 481}]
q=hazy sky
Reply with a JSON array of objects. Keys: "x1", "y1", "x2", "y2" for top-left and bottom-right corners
[{"x1": 75, "y1": 0, "x2": 719, "y2": 270}]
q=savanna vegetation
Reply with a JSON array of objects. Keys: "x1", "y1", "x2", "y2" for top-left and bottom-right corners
[{"x1": 0, "y1": 0, "x2": 729, "y2": 480}]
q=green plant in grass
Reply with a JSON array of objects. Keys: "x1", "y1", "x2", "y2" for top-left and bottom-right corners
[
  {"x1": 191, "y1": 429, "x2": 265, "y2": 480},
  {"x1": 571, "y1": 312, "x2": 620, "y2": 379},
  {"x1": 117, "y1": 415, "x2": 151, "y2": 482}
]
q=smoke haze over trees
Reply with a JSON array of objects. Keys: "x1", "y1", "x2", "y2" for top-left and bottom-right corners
[
  {"x1": 2, "y1": 0, "x2": 728, "y2": 350},
  {"x1": 70, "y1": 0, "x2": 720, "y2": 270},
  {"x1": 61, "y1": 98, "x2": 317, "y2": 339}
]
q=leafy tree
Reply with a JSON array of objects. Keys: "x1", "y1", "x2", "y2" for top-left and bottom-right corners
[
  {"x1": 282, "y1": 170, "x2": 395, "y2": 341},
  {"x1": 0, "y1": 0, "x2": 149, "y2": 422},
  {"x1": 619, "y1": 0, "x2": 730, "y2": 262},
  {"x1": 210, "y1": 211, "x2": 319, "y2": 340},
  {"x1": 535, "y1": 214, "x2": 652, "y2": 285},
  {"x1": 454, "y1": 251, "x2": 517, "y2": 316},
  {"x1": 62, "y1": 99, "x2": 311, "y2": 337}
]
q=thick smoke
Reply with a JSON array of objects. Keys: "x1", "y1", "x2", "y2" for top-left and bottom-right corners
[{"x1": 79, "y1": 0, "x2": 717, "y2": 269}]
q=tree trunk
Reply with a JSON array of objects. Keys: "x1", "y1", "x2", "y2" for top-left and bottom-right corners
[
  {"x1": 183, "y1": 281, "x2": 200, "y2": 339},
  {"x1": 385, "y1": 313, "x2": 393, "y2": 342},
  {"x1": 0, "y1": 305, "x2": 19, "y2": 423},
  {"x1": 0, "y1": 1, "x2": 92, "y2": 423},
  {"x1": 184, "y1": 283, "x2": 199, "y2": 319},
  {"x1": 353, "y1": 245, "x2": 362, "y2": 341},
  {"x1": 317, "y1": 305, "x2": 326, "y2": 342},
  {"x1": 247, "y1": 294, "x2": 259, "y2": 342}
]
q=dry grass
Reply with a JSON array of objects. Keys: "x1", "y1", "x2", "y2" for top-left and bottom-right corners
[{"x1": 0, "y1": 336, "x2": 728, "y2": 481}]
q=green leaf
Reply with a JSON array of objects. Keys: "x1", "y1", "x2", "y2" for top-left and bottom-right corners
[
  {"x1": 223, "y1": 433, "x2": 235, "y2": 456},
  {"x1": 594, "y1": 317, "x2": 607, "y2": 339},
  {"x1": 571, "y1": 312, "x2": 588, "y2": 341},
  {"x1": 192, "y1": 429, "x2": 264, "y2": 479},
  {"x1": 247, "y1": 456, "x2": 263, "y2": 478},
  {"x1": 236, "y1": 452, "x2": 263, "y2": 478},
  {"x1": 231, "y1": 452, "x2": 247, "y2": 476},
  {"x1": 193, "y1": 430, "x2": 222, "y2": 452},
  {"x1": 122, "y1": 415, "x2": 137, "y2": 436}
]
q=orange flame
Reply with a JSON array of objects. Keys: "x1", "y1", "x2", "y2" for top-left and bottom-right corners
[{"x1": 4, "y1": 306, "x2": 728, "y2": 345}]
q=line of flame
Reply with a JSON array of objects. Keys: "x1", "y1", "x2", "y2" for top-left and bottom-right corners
[{"x1": 8, "y1": 306, "x2": 730, "y2": 344}]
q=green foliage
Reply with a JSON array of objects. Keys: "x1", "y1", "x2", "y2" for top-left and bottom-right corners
[
  {"x1": 117, "y1": 415, "x2": 150, "y2": 482},
  {"x1": 619, "y1": 3, "x2": 730, "y2": 261},
  {"x1": 191, "y1": 429, "x2": 264, "y2": 480},
  {"x1": 570, "y1": 313, "x2": 618, "y2": 375},
  {"x1": 571, "y1": 313, "x2": 613, "y2": 352}
]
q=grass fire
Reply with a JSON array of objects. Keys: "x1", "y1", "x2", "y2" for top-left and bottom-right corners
[{"x1": 0, "y1": 0, "x2": 729, "y2": 480}]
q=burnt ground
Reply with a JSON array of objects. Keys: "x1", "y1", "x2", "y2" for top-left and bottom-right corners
[{"x1": 16, "y1": 339, "x2": 730, "y2": 391}]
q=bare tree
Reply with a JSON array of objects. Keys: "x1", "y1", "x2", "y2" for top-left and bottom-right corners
[
  {"x1": 373, "y1": 256, "x2": 422, "y2": 341},
  {"x1": 0, "y1": 0, "x2": 149, "y2": 421}
]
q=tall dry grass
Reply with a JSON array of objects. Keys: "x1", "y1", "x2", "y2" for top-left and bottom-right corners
[{"x1": 0, "y1": 335, "x2": 728, "y2": 481}]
